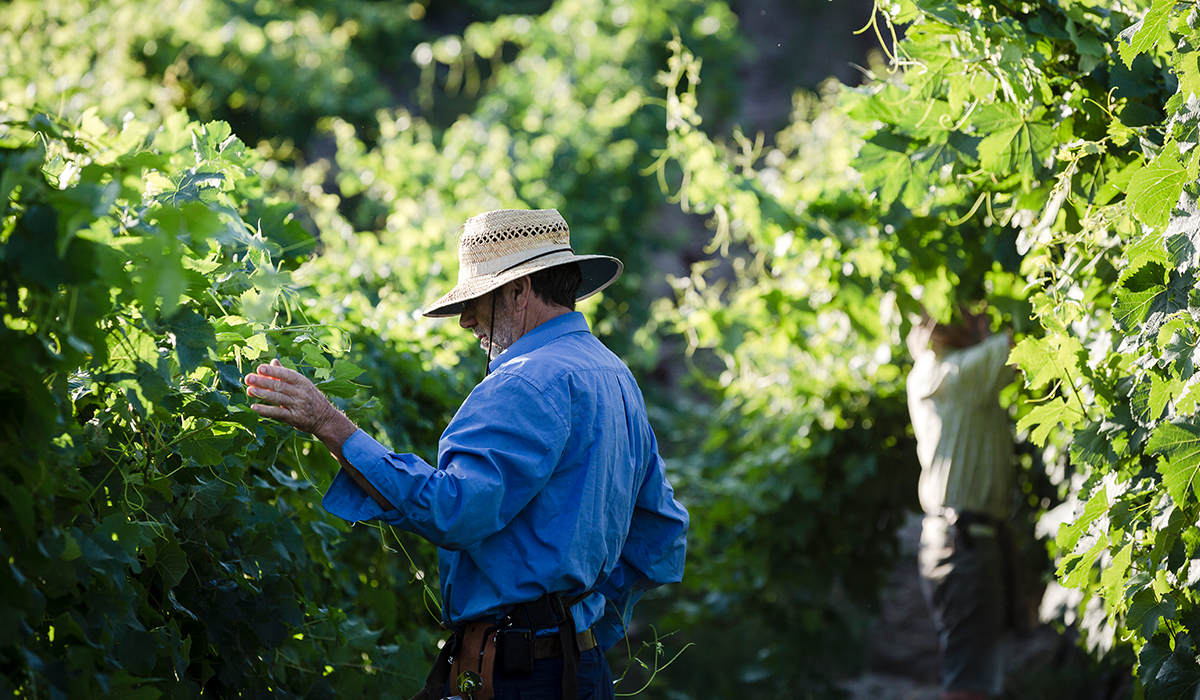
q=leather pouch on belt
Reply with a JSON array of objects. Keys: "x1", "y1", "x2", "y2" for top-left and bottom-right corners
[{"x1": 450, "y1": 621, "x2": 497, "y2": 700}]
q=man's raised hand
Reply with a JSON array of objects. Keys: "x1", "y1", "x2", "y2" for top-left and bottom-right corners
[
  {"x1": 244, "y1": 359, "x2": 351, "y2": 440},
  {"x1": 245, "y1": 359, "x2": 389, "y2": 506}
]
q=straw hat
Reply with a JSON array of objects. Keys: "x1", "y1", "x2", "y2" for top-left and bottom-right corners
[{"x1": 423, "y1": 209, "x2": 623, "y2": 318}]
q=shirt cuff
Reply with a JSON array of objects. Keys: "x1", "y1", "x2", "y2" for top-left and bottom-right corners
[
  {"x1": 593, "y1": 589, "x2": 646, "y2": 651},
  {"x1": 321, "y1": 429, "x2": 407, "y2": 524}
]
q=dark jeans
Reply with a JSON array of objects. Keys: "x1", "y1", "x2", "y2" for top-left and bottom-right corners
[
  {"x1": 446, "y1": 647, "x2": 615, "y2": 700},
  {"x1": 918, "y1": 513, "x2": 1007, "y2": 696}
]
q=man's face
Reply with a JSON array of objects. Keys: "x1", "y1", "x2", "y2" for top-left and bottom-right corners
[{"x1": 459, "y1": 285, "x2": 521, "y2": 356}]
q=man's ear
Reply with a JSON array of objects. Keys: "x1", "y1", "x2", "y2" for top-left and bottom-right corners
[{"x1": 511, "y1": 275, "x2": 533, "y2": 308}]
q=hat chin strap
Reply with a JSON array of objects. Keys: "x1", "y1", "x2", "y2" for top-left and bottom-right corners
[
  {"x1": 484, "y1": 290, "x2": 497, "y2": 377},
  {"x1": 482, "y1": 283, "x2": 532, "y2": 378}
]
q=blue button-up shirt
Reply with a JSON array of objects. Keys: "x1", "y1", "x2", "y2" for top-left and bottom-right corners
[{"x1": 322, "y1": 312, "x2": 689, "y2": 649}]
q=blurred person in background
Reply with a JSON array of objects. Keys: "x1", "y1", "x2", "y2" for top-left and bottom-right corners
[{"x1": 906, "y1": 309, "x2": 1017, "y2": 700}]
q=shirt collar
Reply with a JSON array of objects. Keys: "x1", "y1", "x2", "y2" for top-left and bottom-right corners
[{"x1": 488, "y1": 311, "x2": 590, "y2": 373}]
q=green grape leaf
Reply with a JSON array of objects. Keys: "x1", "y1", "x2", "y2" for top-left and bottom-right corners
[
  {"x1": 1114, "y1": 282, "x2": 1165, "y2": 333},
  {"x1": 1017, "y1": 396, "x2": 1085, "y2": 446},
  {"x1": 239, "y1": 286, "x2": 277, "y2": 323},
  {"x1": 856, "y1": 133, "x2": 923, "y2": 208},
  {"x1": 1148, "y1": 272, "x2": 1196, "y2": 340},
  {"x1": 1126, "y1": 228, "x2": 1171, "y2": 275},
  {"x1": 1010, "y1": 335, "x2": 1085, "y2": 390},
  {"x1": 166, "y1": 308, "x2": 217, "y2": 375},
  {"x1": 1128, "y1": 147, "x2": 1186, "y2": 231},
  {"x1": 241, "y1": 332, "x2": 269, "y2": 361},
  {"x1": 1113, "y1": 263, "x2": 1192, "y2": 338},
  {"x1": 246, "y1": 201, "x2": 316, "y2": 269},
  {"x1": 300, "y1": 343, "x2": 331, "y2": 372},
  {"x1": 268, "y1": 465, "x2": 312, "y2": 492},
  {"x1": 846, "y1": 83, "x2": 911, "y2": 126},
  {"x1": 1127, "y1": 589, "x2": 1176, "y2": 639},
  {"x1": 1165, "y1": 185, "x2": 1200, "y2": 273},
  {"x1": 192, "y1": 121, "x2": 242, "y2": 166},
  {"x1": 316, "y1": 359, "x2": 367, "y2": 399},
  {"x1": 122, "y1": 359, "x2": 171, "y2": 419},
  {"x1": 1149, "y1": 421, "x2": 1200, "y2": 506},
  {"x1": 1059, "y1": 533, "x2": 1109, "y2": 588},
  {"x1": 899, "y1": 99, "x2": 955, "y2": 138},
  {"x1": 973, "y1": 104, "x2": 1053, "y2": 187},
  {"x1": 1117, "y1": 0, "x2": 1175, "y2": 68},
  {"x1": 163, "y1": 169, "x2": 226, "y2": 205},
  {"x1": 1070, "y1": 420, "x2": 1119, "y2": 470},
  {"x1": 153, "y1": 539, "x2": 189, "y2": 591},
  {"x1": 1140, "y1": 637, "x2": 1173, "y2": 687},
  {"x1": 1100, "y1": 542, "x2": 1133, "y2": 605},
  {"x1": 1176, "y1": 51, "x2": 1200, "y2": 104},
  {"x1": 187, "y1": 423, "x2": 239, "y2": 467},
  {"x1": 910, "y1": 140, "x2": 956, "y2": 194},
  {"x1": 8, "y1": 205, "x2": 70, "y2": 291},
  {"x1": 1147, "y1": 648, "x2": 1200, "y2": 700},
  {"x1": 1094, "y1": 154, "x2": 1143, "y2": 205},
  {"x1": 1058, "y1": 486, "x2": 1110, "y2": 552},
  {"x1": 151, "y1": 201, "x2": 223, "y2": 251},
  {"x1": 0, "y1": 143, "x2": 47, "y2": 208},
  {"x1": 1065, "y1": 17, "x2": 1107, "y2": 73},
  {"x1": 1159, "y1": 322, "x2": 1197, "y2": 379},
  {"x1": 117, "y1": 229, "x2": 188, "y2": 317},
  {"x1": 1132, "y1": 375, "x2": 1166, "y2": 427},
  {"x1": 1168, "y1": 96, "x2": 1200, "y2": 155},
  {"x1": 1151, "y1": 373, "x2": 1186, "y2": 418}
]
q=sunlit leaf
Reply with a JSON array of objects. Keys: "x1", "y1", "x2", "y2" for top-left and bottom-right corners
[
  {"x1": 1117, "y1": 0, "x2": 1175, "y2": 68},
  {"x1": 1148, "y1": 421, "x2": 1200, "y2": 506},
  {"x1": 1128, "y1": 147, "x2": 1186, "y2": 230}
]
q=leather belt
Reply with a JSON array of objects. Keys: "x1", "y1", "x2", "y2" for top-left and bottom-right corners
[
  {"x1": 936, "y1": 507, "x2": 1005, "y2": 550},
  {"x1": 533, "y1": 629, "x2": 597, "y2": 659}
]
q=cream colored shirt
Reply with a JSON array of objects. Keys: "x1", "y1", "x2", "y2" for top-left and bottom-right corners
[{"x1": 906, "y1": 332, "x2": 1015, "y2": 518}]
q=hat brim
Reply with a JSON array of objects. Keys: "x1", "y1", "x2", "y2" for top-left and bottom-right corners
[{"x1": 422, "y1": 253, "x2": 623, "y2": 318}]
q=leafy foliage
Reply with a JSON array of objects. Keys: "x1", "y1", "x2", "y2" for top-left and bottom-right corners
[
  {"x1": 0, "y1": 111, "x2": 446, "y2": 697},
  {"x1": 817, "y1": 0, "x2": 1200, "y2": 696},
  {"x1": 635, "y1": 38, "x2": 925, "y2": 696},
  {"x1": 0, "y1": 0, "x2": 750, "y2": 697},
  {"x1": 636, "y1": 0, "x2": 1200, "y2": 694}
]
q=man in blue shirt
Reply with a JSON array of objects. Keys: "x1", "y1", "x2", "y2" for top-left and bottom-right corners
[{"x1": 244, "y1": 209, "x2": 689, "y2": 700}]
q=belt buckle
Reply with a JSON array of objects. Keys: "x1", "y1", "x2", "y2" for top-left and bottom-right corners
[
  {"x1": 457, "y1": 670, "x2": 484, "y2": 699},
  {"x1": 548, "y1": 593, "x2": 568, "y2": 626}
]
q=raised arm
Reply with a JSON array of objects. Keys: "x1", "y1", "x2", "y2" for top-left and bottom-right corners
[{"x1": 244, "y1": 359, "x2": 395, "y2": 511}]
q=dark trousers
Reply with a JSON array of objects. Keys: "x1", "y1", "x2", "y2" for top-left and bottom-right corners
[
  {"x1": 446, "y1": 647, "x2": 615, "y2": 700},
  {"x1": 918, "y1": 513, "x2": 1007, "y2": 696}
]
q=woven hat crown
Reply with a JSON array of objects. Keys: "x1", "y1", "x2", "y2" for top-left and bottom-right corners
[
  {"x1": 422, "y1": 208, "x2": 623, "y2": 318},
  {"x1": 457, "y1": 209, "x2": 572, "y2": 277}
]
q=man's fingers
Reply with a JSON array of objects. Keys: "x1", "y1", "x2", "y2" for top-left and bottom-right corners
[
  {"x1": 247, "y1": 384, "x2": 290, "y2": 404},
  {"x1": 250, "y1": 403, "x2": 290, "y2": 422},
  {"x1": 244, "y1": 372, "x2": 290, "y2": 395},
  {"x1": 255, "y1": 361, "x2": 303, "y2": 382}
]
